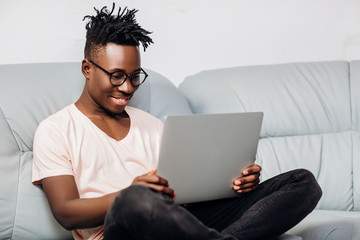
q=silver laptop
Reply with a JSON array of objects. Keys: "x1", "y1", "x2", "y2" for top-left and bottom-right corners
[{"x1": 157, "y1": 112, "x2": 263, "y2": 204}]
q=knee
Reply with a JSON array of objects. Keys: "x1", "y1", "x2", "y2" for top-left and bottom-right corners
[
  {"x1": 112, "y1": 184, "x2": 158, "y2": 219},
  {"x1": 293, "y1": 168, "x2": 322, "y2": 202},
  {"x1": 104, "y1": 185, "x2": 159, "y2": 238}
]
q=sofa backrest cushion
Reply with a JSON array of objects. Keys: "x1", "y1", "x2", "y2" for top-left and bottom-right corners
[
  {"x1": 0, "y1": 62, "x2": 192, "y2": 239},
  {"x1": 350, "y1": 60, "x2": 360, "y2": 211},
  {"x1": 179, "y1": 61, "x2": 356, "y2": 211}
]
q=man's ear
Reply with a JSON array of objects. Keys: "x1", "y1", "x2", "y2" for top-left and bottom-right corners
[{"x1": 81, "y1": 59, "x2": 91, "y2": 79}]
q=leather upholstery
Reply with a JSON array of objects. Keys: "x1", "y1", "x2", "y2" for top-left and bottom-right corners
[{"x1": 179, "y1": 61, "x2": 360, "y2": 240}]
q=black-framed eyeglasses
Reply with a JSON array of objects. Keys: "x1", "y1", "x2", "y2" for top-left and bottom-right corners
[{"x1": 88, "y1": 59, "x2": 148, "y2": 87}]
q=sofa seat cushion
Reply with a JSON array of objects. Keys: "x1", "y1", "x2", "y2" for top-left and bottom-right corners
[{"x1": 286, "y1": 210, "x2": 360, "y2": 240}]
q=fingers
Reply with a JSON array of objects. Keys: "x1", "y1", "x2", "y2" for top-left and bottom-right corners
[
  {"x1": 242, "y1": 164, "x2": 261, "y2": 176},
  {"x1": 233, "y1": 164, "x2": 262, "y2": 194},
  {"x1": 233, "y1": 178, "x2": 260, "y2": 193},
  {"x1": 234, "y1": 171, "x2": 260, "y2": 185},
  {"x1": 233, "y1": 173, "x2": 260, "y2": 187},
  {"x1": 145, "y1": 183, "x2": 176, "y2": 199},
  {"x1": 132, "y1": 171, "x2": 175, "y2": 199},
  {"x1": 133, "y1": 174, "x2": 169, "y2": 187}
]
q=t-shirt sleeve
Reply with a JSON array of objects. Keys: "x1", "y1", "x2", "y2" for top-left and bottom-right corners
[{"x1": 32, "y1": 119, "x2": 73, "y2": 184}]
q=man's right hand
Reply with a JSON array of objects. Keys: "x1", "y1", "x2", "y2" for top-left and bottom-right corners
[{"x1": 132, "y1": 169, "x2": 176, "y2": 200}]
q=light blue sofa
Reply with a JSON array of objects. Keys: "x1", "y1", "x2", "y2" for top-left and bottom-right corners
[
  {"x1": 1, "y1": 61, "x2": 359, "y2": 239},
  {"x1": 179, "y1": 61, "x2": 360, "y2": 240}
]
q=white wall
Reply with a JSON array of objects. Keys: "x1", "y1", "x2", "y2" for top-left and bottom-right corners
[{"x1": 1, "y1": 0, "x2": 360, "y2": 86}]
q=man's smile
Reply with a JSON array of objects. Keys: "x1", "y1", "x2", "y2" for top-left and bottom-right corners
[{"x1": 110, "y1": 94, "x2": 132, "y2": 105}]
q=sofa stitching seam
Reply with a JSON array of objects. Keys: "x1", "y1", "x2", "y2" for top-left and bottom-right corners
[{"x1": 348, "y1": 61, "x2": 355, "y2": 211}]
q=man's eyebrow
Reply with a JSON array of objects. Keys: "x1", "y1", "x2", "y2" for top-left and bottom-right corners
[
  {"x1": 108, "y1": 67, "x2": 125, "y2": 73},
  {"x1": 130, "y1": 68, "x2": 142, "y2": 73}
]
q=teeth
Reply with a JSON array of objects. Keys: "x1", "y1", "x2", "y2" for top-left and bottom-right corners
[{"x1": 113, "y1": 97, "x2": 128, "y2": 103}]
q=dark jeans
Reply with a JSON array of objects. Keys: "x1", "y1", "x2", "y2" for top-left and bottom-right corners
[{"x1": 103, "y1": 169, "x2": 322, "y2": 240}]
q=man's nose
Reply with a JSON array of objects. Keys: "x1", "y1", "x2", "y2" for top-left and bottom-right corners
[{"x1": 118, "y1": 78, "x2": 135, "y2": 93}]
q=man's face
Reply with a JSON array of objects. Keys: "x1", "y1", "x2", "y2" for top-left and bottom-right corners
[{"x1": 86, "y1": 43, "x2": 141, "y2": 115}]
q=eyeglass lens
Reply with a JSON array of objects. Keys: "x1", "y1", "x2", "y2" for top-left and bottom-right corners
[{"x1": 110, "y1": 70, "x2": 147, "y2": 87}]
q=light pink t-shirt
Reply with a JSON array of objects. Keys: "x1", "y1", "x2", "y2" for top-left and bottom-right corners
[{"x1": 32, "y1": 104, "x2": 163, "y2": 240}]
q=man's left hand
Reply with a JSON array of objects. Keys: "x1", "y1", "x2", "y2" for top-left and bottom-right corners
[{"x1": 233, "y1": 164, "x2": 261, "y2": 194}]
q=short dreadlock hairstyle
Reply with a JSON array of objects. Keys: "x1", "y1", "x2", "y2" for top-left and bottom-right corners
[{"x1": 83, "y1": 3, "x2": 153, "y2": 60}]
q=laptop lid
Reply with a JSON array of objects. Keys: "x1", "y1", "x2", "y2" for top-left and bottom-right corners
[{"x1": 157, "y1": 112, "x2": 263, "y2": 204}]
